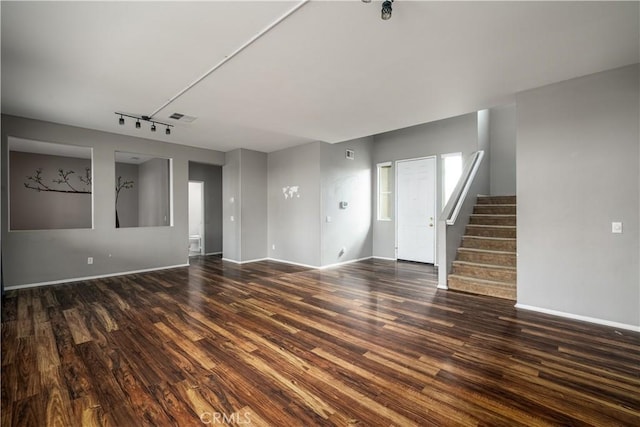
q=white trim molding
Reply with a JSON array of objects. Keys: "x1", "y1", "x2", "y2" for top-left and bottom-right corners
[
  {"x1": 222, "y1": 257, "x2": 270, "y2": 265},
  {"x1": 515, "y1": 304, "x2": 640, "y2": 333},
  {"x1": 318, "y1": 256, "x2": 374, "y2": 270},
  {"x1": 4, "y1": 263, "x2": 190, "y2": 291},
  {"x1": 266, "y1": 258, "x2": 318, "y2": 269},
  {"x1": 371, "y1": 256, "x2": 397, "y2": 261},
  {"x1": 267, "y1": 256, "x2": 378, "y2": 270}
]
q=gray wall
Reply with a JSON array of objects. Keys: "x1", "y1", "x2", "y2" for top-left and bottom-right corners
[
  {"x1": 189, "y1": 161, "x2": 222, "y2": 254},
  {"x1": 268, "y1": 142, "x2": 321, "y2": 267},
  {"x1": 222, "y1": 149, "x2": 267, "y2": 262},
  {"x1": 115, "y1": 162, "x2": 139, "y2": 228},
  {"x1": 372, "y1": 112, "x2": 480, "y2": 259},
  {"x1": 9, "y1": 151, "x2": 92, "y2": 230},
  {"x1": 516, "y1": 64, "x2": 639, "y2": 327},
  {"x1": 1, "y1": 114, "x2": 225, "y2": 287},
  {"x1": 138, "y1": 158, "x2": 170, "y2": 227},
  {"x1": 240, "y1": 149, "x2": 268, "y2": 262},
  {"x1": 489, "y1": 104, "x2": 517, "y2": 195},
  {"x1": 476, "y1": 109, "x2": 491, "y2": 194},
  {"x1": 320, "y1": 137, "x2": 373, "y2": 266},
  {"x1": 222, "y1": 149, "x2": 241, "y2": 261}
]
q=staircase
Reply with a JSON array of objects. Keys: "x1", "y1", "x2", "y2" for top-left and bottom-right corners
[{"x1": 448, "y1": 195, "x2": 517, "y2": 300}]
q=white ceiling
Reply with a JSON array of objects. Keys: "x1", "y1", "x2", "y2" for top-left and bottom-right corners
[{"x1": 2, "y1": 1, "x2": 638, "y2": 153}]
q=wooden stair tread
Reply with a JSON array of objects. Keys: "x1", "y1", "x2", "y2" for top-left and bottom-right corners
[
  {"x1": 448, "y1": 274, "x2": 516, "y2": 287},
  {"x1": 463, "y1": 236, "x2": 516, "y2": 241},
  {"x1": 470, "y1": 214, "x2": 516, "y2": 217},
  {"x1": 448, "y1": 194, "x2": 517, "y2": 300},
  {"x1": 457, "y1": 247, "x2": 516, "y2": 255},
  {"x1": 467, "y1": 224, "x2": 516, "y2": 229},
  {"x1": 452, "y1": 260, "x2": 516, "y2": 271}
]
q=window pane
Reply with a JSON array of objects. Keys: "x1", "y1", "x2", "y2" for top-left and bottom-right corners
[
  {"x1": 378, "y1": 164, "x2": 392, "y2": 220},
  {"x1": 443, "y1": 153, "x2": 463, "y2": 208}
]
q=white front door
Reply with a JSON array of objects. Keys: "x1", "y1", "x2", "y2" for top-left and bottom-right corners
[{"x1": 396, "y1": 157, "x2": 436, "y2": 263}]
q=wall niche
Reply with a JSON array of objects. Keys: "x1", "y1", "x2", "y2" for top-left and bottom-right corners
[
  {"x1": 115, "y1": 151, "x2": 172, "y2": 228},
  {"x1": 9, "y1": 137, "x2": 93, "y2": 231}
]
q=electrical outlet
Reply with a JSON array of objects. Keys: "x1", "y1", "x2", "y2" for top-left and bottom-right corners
[
  {"x1": 272, "y1": 244, "x2": 276, "y2": 250},
  {"x1": 87, "y1": 257, "x2": 93, "y2": 265},
  {"x1": 612, "y1": 222, "x2": 623, "y2": 234}
]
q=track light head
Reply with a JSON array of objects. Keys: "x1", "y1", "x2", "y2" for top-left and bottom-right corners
[
  {"x1": 151, "y1": 123, "x2": 156, "y2": 132},
  {"x1": 381, "y1": 0, "x2": 393, "y2": 20},
  {"x1": 119, "y1": 115, "x2": 125, "y2": 125},
  {"x1": 165, "y1": 127, "x2": 171, "y2": 135},
  {"x1": 135, "y1": 120, "x2": 141, "y2": 129}
]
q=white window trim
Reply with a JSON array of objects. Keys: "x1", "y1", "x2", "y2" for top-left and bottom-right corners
[{"x1": 377, "y1": 162, "x2": 392, "y2": 221}]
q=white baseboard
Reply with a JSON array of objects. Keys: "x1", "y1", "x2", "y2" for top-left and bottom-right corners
[
  {"x1": 319, "y1": 256, "x2": 373, "y2": 270},
  {"x1": 222, "y1": 257, "x2": 269, "y2": 265},
  {"x1": 371, "y1": 256, "x2": 397, "y2": 261},
  {"x1": 515, "y1": 303, "x2": 640, "y2": 333},
  {"x1": 266, "y1": 257, "x2": 318, "y2": 269},
  {"x1": 4, "y1": 263, "x2": 190, "y2": 291},
  {"x1": 266, "y1": 256, "x2": 375, "y2": 270},
  {"x1": 437, "y1": 284, "x2": 448, "y2": 290}
]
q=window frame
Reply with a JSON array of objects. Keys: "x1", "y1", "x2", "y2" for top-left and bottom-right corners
[{"x1": 377, "y1": 162, "x2": 393, "y2": 221}]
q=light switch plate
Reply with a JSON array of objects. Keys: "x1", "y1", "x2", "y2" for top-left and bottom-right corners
[{"x1": 612, "y1": 222, "x2": 623, "y2": 233}]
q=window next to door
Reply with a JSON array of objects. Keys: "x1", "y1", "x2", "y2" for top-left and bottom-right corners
[
  {"x1": 377, "y1": 162, "x2": 392, "y2": 221},
  {"x1": 441, "y1": 152, "x2": 462, "y2": 209}
]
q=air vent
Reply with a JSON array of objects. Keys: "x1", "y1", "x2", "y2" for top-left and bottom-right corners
[{"x1": 169, "y1": 112, "x2": 197, "y2": 123}]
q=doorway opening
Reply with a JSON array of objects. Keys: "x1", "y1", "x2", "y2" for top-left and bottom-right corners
[
  {"x1": 396, "y1": 156, "x2": 437, "y2": 264},
  {"x1": 188, "y1": 181, "x2": 205, "y2": 256}
]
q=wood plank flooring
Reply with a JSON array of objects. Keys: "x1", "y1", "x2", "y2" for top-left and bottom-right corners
[{"x1": 2, "y1": 256, "x2": 639, "y2": 426}]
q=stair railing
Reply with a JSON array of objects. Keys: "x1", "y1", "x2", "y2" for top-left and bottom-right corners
[
  {"x1": 438, "y1": 150, "x2": 486, "y2": 289},
  {"x1": 442, "y1": 150, "x2": 485, "y2": 225}
]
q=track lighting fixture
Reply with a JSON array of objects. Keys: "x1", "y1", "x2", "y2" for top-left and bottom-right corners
[
  {"x1": 363, "y1": 0, "x2": 394, "y2": 20},
  {"x1": 381, "y1": 0, "x2": 393, "y2": 20},
  {"x1": 114, "y1": 112, "x2": 174, "y2": 135}
]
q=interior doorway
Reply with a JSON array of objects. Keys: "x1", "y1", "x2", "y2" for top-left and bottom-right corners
[
  {"x1": 396, "y1": 157, "x2": 437, "y2": 263},
  {"x1": 188, "y1": 181, "x2": 205, "y2": 256}
]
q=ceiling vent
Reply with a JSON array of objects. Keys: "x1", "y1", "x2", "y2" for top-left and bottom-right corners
[{"x1": 169, "y1": 112, "x2": 197, "y2": 123}]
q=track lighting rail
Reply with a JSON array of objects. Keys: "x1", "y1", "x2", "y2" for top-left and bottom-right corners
[{"x1": 115, "y1": 112, "x2": 174, "y2": 135}]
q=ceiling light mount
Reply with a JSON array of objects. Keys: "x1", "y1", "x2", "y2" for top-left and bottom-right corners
[
  {"x1": 363, "y1": 0, "x2": 394, "y2": 20},
  {"x1": 114, "y1": 112, "x2": 174, "y2": 135},
  {"x1": 381, "y1": 0, "x2": 393, "y2": 20}
]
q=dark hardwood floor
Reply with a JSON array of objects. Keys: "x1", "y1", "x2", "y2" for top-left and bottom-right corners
[{"x1": 2, "y1": 256, "x2": 639, "y2": 426}]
